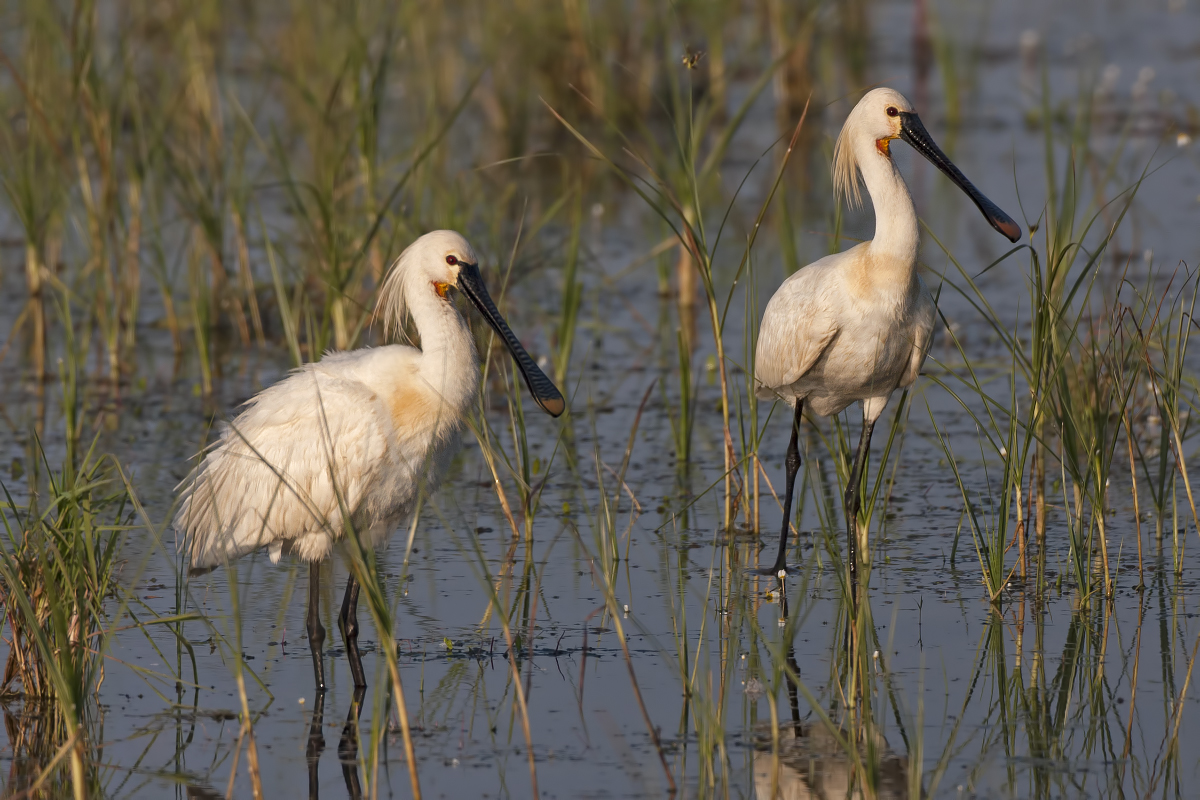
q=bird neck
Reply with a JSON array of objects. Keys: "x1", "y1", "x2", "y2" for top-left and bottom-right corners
[
  {"x1": 407, "y1": 286, "x2": 480, "y2": 411},
  {"x1": 858, "y1": 141, "x2": 920, "y2": 272}
]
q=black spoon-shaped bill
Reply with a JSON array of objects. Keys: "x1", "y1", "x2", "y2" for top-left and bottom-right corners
[
  {"x1": 898, "y1": 112, "x2": 1022, "y2": 243},
  {"x1": 456, "y1": 262, "x2": 566, "y2": 417}
]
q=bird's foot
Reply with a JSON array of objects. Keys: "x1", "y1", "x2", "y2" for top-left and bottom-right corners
[{"x1": 749, "y1": 563, "x2": 797, "y2": 580}]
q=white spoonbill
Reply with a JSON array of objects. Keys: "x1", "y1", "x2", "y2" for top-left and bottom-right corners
[
  {"x1": 755, "y1": 88, "x2": 1020, "y2": 591},
  {"x1": 174, "y1": 230, "x2": 565, "y2": 690}
]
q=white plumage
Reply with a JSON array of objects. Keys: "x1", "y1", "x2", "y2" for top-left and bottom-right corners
[
  {"x1": 174, "y1": 229, "x2": 564, "y2": 689},
  {"x1": 177, "y1": 346, "x2": 468, "y2": 568},
  {"x1": 754, "y1": 88, "x2": 1020, "y2": 588},
  {"x1": 754, "y1": 246, "x2": 936, "y2": 422}
]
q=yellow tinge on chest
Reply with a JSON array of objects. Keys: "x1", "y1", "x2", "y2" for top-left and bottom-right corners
[{"x1": 386, "y1": 383, "x2": 444, "y2": 437}]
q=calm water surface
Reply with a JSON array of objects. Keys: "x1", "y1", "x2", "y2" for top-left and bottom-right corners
[{"x1": 3, "y1": 0, "x2": 1200, "y2": 797}]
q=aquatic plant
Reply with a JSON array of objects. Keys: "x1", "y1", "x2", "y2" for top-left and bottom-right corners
[
  {"x1": 0, "y1": 0, "x2": 1196, "y2": 797},
  {"x1": 0, "y1": 310, "x2": 123, "y2": 800}
]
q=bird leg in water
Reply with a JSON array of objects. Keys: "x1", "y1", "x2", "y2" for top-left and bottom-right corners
[
  {"x1": 339, "y1": 574, "x2": 367, "y2": 689},
  {"x1": 306, "y1": 689, "x2": 326, "y2": 800},
  {"x1": 843, "y1": 417, "x2": 877, "y2": 604},
  {"x1": 765, "y1": 400, "x2": 804, "y2": 579},
  {"x1": 339, "y1": 686, "x2": 366, "y2": 799},
  {"x1": 308, "y1": 561, "x2": 327, "y2": 691}
]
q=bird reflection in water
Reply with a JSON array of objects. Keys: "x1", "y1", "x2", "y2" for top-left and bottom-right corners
[
  {"x1": 753, "y1": 715, "x2": 908, "y2": 800},
  {"x1": 307, "y1": 689, "x2": 367, "y2": 800},
  {"x1": 755, "y1": 613, "x2": 909, "y2": 799}
]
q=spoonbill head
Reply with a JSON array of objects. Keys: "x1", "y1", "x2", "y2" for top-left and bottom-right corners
[
  {"x1": 377, "y1": 230, "x2": 565, "y2": 417},
  {"x1": 175, "y1": 229, "x2": 564, "y2": 690},
  {"x1": 755, "y1": 88, "x2": 1020, "y2": 591},
  {"x1": 834, "y1": 87, "x2": 1021, "y2": 242}
]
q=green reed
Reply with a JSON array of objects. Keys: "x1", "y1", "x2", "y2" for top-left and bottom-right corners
[
  {"x1": 4, "y1": 1, "x2": 1198, "y2": 798},
  {"x1": 926, "y1": 57, "x2": 1169, "y2": 602},
  {"x1": 546, "y1": 32, "x2": 792, "y2": 529},
  {"x1": 0, "y1": 445, "x2": 119, "y2": 800},
  {"x1": 0, "y1": 302, "x2": 124, "y2": 799},
  {"x1": 1132, "y1": 263, "x2": 1200, "y2": 570},
  {"x1": 553, "y1": 190, "x2": 585, "y2": 388},
  {"x1": 0, "y1": 7, "x2": 68, "y2": 386}
]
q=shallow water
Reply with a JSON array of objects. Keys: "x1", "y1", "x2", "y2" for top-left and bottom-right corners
[{"x1": 3, "y1": 0, "x2": 1200, "y2": 798}]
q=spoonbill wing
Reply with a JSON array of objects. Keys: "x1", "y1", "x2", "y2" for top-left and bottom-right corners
[
  {"x1": 177, "y1": 366, "x2": 392, "y2": 570},
  {"x1": 754, "y1": 263, "x2": 841, "y2": 398}
]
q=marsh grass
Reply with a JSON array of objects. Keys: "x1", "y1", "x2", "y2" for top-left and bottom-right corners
[
  {"x1": 2, "y1": 1, "x2": 1200, "y2": 798},
  {"x1": 924, "y1": 60, "x2": 1179, "y2": 603},
  {"x1": 0, "y1": 324, "x2": 124, "y2": 798},
  {"x1": 1132, "y1": 264, "x2": 1200, "y2": 567},
  {"x1": 546, "y1": 43, "x2": 801, "y2": 530},
  {"x1": 0, "y1": 445, "x2": 118, "y2": 800}
]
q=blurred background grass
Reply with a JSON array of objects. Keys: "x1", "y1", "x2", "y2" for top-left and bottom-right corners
[{"x1": 1, "y1": 0, "x2": 1200, "y2": 797}]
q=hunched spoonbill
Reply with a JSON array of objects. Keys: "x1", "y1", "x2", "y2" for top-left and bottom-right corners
[
  {"x1": 174, "y1": 230, "x2": 565, "y2": 690},
  {"x1": 755, "y1": 88, "x2": 1020, "y2": 592}
]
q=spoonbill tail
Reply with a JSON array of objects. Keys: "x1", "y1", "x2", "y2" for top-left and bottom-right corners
[
  {"x1": 755, "y1": 88, "x2": 1020, "y2": 592},
  {"x1": 174, "y1": 230, "x2": 565, "y2": 690}
]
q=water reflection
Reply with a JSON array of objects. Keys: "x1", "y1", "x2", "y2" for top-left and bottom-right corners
[
  {"x1": 756, "y1": 590, "x2": 910, "y2": 800},
  {"x1": 305, "y1": 690, "x2": 366, "y2": 800},
  {"x1": 753, "y1": 720, "x2": 908, "y2": 800},
  {"x1": 338, "y1": 688, "x2": 367, "y2": 800},
  {"x1": 306, "y1": 692, "x2": 325, "y2": 800}
]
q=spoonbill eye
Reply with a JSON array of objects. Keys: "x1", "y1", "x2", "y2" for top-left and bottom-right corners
[
  {"x1": 446, "y1": 254, "x2": 458, "y2": 265},
  {"x1": 886, "y1": 106, "x2": 899, "y2": 117}
]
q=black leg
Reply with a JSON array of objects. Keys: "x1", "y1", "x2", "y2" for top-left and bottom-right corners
[
  {"x1": 339, "y1": 574, "x2": 366, "y2": 689},
  {"x1": 308, "y1": 561, "x2": 327, "y2": 692},
  {"x1": 306, "y1": 690, "x2": 326, "y2": 800},
  {"x1": 339, "y1": 686, "x2": 366, "y2": 800},
  {"x1": 765, "y1": 400, "x2": 804, "y2": 577},
  {"x1": 843, "y1": 417, "x2": 876, "y2": 603}
]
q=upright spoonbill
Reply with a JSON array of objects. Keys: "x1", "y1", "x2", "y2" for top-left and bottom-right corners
[
  {"x1": 174, "y1": 230, "x2": 565, "y2": 690},
  {"x1": 755, "y1": 88, "x2": 1020, "y2": 591}
]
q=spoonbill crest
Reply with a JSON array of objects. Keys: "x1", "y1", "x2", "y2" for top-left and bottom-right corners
[
  {"x1": 174, "y1": 230, "x2": 565, "y2": 690},
  {"x1": 755, "y1": 88, "x2": 1020, "y2": 592}
]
